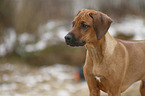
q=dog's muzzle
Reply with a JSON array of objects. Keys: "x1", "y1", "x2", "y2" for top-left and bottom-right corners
[{"x1": 64, "y1": 33, "x2": 86, "y2": 47}]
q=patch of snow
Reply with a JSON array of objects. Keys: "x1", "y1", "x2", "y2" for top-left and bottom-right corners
[
  {"x1": 25, "y1": 40, "x2": 47, "y2": 52},
  {"x1": 111, "y1": 16, "x2": 145, "y2": 40},
  {"x1": 57, "y1": 27, "x2": 68, "y2": 40},
  {"x1": 0, "y1": 83, "x2": 17, "y2": 91},
  {"x1": 35, "y1": 40, "x2": 47, "y2": 50},
  {"x1": 25, "y1": 44, "x2": 35, "y2": 52},
  {"x1": 57, "y1": 90, "x2": 70, "y2": 96},
  {"x1": 0, "y1": 28, "x2": 16, "y2": 56},
  {"x1": 4, "y1": 28, "x2": 17, "y2": 51},
  {"x1": 0, "y1": 63, "x2": 15, "y2": 71},
  {"x1": 45, "y1": 21, "x2": 56, "y2": 30},
  {"x1": 0, "y1": 44, "x2": 7, "y2": 56},
  {"x1": 39, "y1": 84, "x2": 51, "y2": 91},
  {"x1": 40, "y1": 32, "x2": 53, "y2": 41},
  {"x1": 18, "y1": 33, "x2": 35, "y2": 45},
  {"x1": 40, "y1": 64, "x2": 73, "y2": 81}
]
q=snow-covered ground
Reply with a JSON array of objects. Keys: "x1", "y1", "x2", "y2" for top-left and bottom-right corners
[
  {"x1": 0, "y1": 63, "x2": 141, "y2": 96},
  {"x1": 109, "y1": 16, "x2": 145, "y2": 40},
  {"x1": 0, "y1": 63, "x2": 88, "y2": 96}
]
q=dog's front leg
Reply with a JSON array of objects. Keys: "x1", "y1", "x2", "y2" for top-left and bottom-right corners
[
  {"x1": 83, "y1": 53, "x2": 100, "y2": 96},
  {"x1": 140, "y1": 79, "x2": 145, "y2": 96},
  {"x1": 84, "y1": 65, "x2": 100, "y2": 96}
]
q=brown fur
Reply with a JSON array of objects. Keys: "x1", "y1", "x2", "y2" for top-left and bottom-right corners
[{"x1": 68, "y1": 9, "x2": 145, "y2": 96}]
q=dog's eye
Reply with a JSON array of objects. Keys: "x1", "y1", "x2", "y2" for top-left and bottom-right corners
[{"x1": 81, "y1": 23, "x2": 90, "y2": 29}]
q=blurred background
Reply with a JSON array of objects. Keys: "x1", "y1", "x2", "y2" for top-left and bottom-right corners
[{"x1": 0, "y1": 0, "x2": 145, "y2": 96}]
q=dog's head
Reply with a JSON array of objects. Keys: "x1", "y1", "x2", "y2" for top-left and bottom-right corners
[{"x1": 65, "y1": 9, "x2": 112, "y2": 47}]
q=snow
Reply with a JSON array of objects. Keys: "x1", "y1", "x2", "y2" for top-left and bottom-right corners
[
  {"x1": 0, "y1": 44, "x2": 7, "y2": 56},
  {"x1": 25, "y1": 40, "x2": 47, "y2": 52},
  {"x1": 18, "y1": 33, "x2": 35, "y2": 45},
  {"x1": 0, "y1": 63, "x2": 87, "y2": 96},
  {"x1": 0, "y1": 63, "x2": 141, "y2": 96},
  {"x1": 110, "y1": 16, "x2": 145, "y2": 40},
  {"x1": 0, "y1": 28, "x2": 16, "y2": 56},
  {"x1": 57, "y1": 26, "x2": 68, "y2": 40}
]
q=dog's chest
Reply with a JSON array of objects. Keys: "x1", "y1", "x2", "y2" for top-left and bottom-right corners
[
  {"x1": 92, "y1": 63, "x2": 110, "y2": 81},
  {"x1": 93, "y1": 64, "x2": 107, "y2": 75}
]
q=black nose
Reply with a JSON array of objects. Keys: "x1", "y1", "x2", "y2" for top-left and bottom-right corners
[{"x1": 65, "y1": 34, "x2": 73, "y2": 42}]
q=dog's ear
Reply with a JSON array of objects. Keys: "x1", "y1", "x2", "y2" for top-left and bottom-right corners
[{"x1": 89, "y1": 12, "x2": 112, "y2": 40}]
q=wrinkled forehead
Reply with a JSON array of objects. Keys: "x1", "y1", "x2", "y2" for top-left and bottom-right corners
[{"x1": 73, "y1": 10, "x2": 94, "y2": 24}]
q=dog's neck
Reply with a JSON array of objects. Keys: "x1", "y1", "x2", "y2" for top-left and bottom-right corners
[{"x1": 85, "y1": 32, "x2": 117, "y2": 64}]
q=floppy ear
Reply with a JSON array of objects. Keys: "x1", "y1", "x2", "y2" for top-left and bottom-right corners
[{"x1": 89, "y1": 12, "x2": 112, "y2": 40}]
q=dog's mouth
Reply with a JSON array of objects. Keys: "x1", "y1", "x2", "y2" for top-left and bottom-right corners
[
  {"x1": 66, "y1": 40, "x2": 86, "y2": 47},
  {"x1": 64, "y1": 33, "x2": 86, "y2": 47}
]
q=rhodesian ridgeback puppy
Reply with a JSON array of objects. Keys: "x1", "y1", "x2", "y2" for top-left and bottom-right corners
[{"x1": 65, "y1": 9, "x2": 145, "y2": 96}]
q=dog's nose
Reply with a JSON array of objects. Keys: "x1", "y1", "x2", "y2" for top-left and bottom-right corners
[{"x1": 65, "y1": 34, "x2": 73, "y2": 42}]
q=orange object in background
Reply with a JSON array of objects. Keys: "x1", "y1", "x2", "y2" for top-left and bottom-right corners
[
  {"x1": 73, "y1": 72, "x2": 81, "y2": 82},
  {"x1": 73, "y1": 67, "x2": 85, "y2": 82}
]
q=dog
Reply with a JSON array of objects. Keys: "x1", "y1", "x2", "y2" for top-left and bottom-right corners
[{"x1": 65, "y1": 9, "x2": 145, "y2": 96}]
